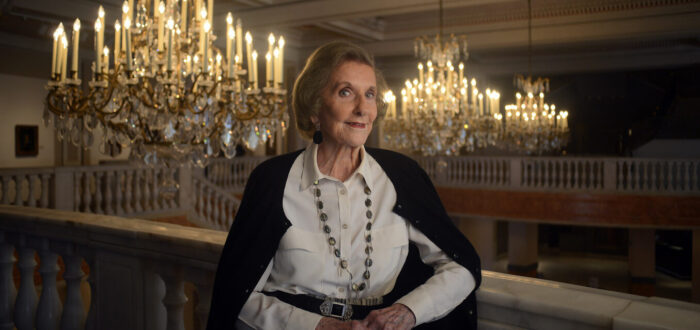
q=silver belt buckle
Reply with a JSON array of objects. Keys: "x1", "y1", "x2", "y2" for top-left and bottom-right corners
[{"x1": 320, "y1": 297, "x2": 353, "y2": 320}]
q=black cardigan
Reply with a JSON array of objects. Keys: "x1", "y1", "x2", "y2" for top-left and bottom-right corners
[{"x1": 207, "y1": 148, "x2": 481, "y2": 329}]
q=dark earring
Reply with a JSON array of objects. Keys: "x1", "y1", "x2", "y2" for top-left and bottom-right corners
[{"x1": 313, "y1": 130, "x2": 323, "y2": 144}]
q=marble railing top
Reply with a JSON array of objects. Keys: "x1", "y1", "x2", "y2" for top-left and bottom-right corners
[
  {"x1": 0, "y1": 205, "x2": 226, "y2": 268},
  {"x1": 480, "y1": 270, "x2": 700, "y2": 329}
]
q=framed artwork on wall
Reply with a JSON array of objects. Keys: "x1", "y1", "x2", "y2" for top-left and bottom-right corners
[{"x1": 15, "y1": 125, "x2": 38, "y2": 157}]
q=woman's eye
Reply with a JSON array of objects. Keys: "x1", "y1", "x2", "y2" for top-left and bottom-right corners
[
  {"x1": 339, "y1": 89, "x2": 351, "y2": 97},
  {"x1": 365, "y1": 91, "x2": 375, "y2": 99}
]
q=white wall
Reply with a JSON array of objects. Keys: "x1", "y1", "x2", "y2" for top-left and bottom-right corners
[{"x1": 0, "y1": 73, "x2": 55, "y2": 168}]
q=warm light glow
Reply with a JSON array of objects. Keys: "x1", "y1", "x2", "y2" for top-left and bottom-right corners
[
  {"x1": 159, "y1": 1, "x2": 165, "y2": 14},
  {"x1": 252, "y1": 50, "x2": 258, "y2": 60},
  {"x1": 98, "y1": 6, "x2": 105, "y2": 18},
  {"x1": 167, "y1": 19, "x2": 174, "y2": 29},
  {"x1": 203, "y1": 20, "x2": 211, "y2": 32},
  {"x1": 122, "y1": 1, "x2": 129, "y2": 14},
  {"x1": 278, "y1": 36, "x2": 285, "y2": 48},
  {"x1": 228, "y1": 27, "x2": 235, "y2": 39},
  {"x1": 124, "y1": 17, "x2": 131, "y2": 29},
  {"x1": 226, "y1": 13, "x2": 233, "y2": 25},
  {"x1": 200, "y1": 7, "x2": 207, "y2": 19},
  {"x1": 73, "y1": 18, "x2": 81, "y2": 31},
  {"x1": 268, "y1": 33, "x2": 275, "y2": 45},
  {"x1": 95, "y1": 19, "x2": 102, "y2": 32},
  {"x1": 115, "y1": 20, "x2": 121, "y2": 31},
  {"x1": 103, "y1": 46, "x2": 109, "y2": 56},
  {"x1": 245, "y1": 31, "x2": 252, "y2": 43}
]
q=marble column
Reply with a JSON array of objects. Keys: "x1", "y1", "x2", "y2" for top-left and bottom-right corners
[
  {"x1": 628, "y1": 228, "x2": 655, "y2": 297},
  {"x1": 456, "y1": 216, "x2": 497, "y2": 270},
  {"x1": 508, "y1": 222, "x2": 538, "y2": 277}
]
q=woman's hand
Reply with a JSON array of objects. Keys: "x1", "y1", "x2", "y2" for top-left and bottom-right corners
[
  {"x1": 362, "y1": 304, "x2": 416, "y2": 330},
  {"x1": 316, "y1": 316, "x2": 368, "y2": 330}
]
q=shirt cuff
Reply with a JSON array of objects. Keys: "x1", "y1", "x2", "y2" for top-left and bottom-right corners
[
  {"x1": 286, "y1": 306, "x2": 324, "y2": 330},
  {"x1": 395, "y1": 286, "x2": 435, "y2": 326}
]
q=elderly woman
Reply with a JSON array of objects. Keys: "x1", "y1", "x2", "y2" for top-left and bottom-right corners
[{"x1": 208, "y1": 41, "x2": 481, "y2": 330}]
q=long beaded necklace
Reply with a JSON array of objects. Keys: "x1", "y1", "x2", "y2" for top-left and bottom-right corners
[{"x1": 312, "y1": 179, "x2": 374, "y2": 292}]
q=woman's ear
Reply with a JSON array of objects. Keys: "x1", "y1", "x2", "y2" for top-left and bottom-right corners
[{"x1": 310, "y1": 115, "x2": 319, "y2": 128}]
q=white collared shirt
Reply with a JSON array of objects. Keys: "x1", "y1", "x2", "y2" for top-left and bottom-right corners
[{"x1": 238, "y1": 144, "x2": 475, "y2": 329}]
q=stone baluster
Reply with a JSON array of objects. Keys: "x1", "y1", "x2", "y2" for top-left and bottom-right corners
[
  {"x1": 14, "y1": 175, "x2": 23, "y2": 206},
  {"x1": 207, "y1": 189, "x2": 215, "y2": 225},
  {"x1": 81, "y1": 250, "x2": 97, "y2": 330},
  {"x1": 0, "y1": 176, "x2": 9, "y2": 205},
  {"x1": 196, "y1": 182, "x2": 203, "y2": 219},
  {"x1": 143, "y1": 169, "x2": 152, "y2": 211},
  {"x1": 153, "y1": 168, "x2": 161, "y2": 210},
  {"x1": 55, "y1": 243, "x2": 85, "y2": 330},
  {"x1": 212, "y1": 195, "x2": 220, "y2": 228},
  {"x1": 103, "y1": 172, "x2": 113, "y2": 215},
  {"x1": 0, "y1": 233, "x2": 16, "y2": 330},
  {"x1": 188, "y1": 269, "x2": 213, "y2": 330},
  {"x1": 133, "y1": 170, "x2": 143, "y2": 212},
  {"x1": 94, "y1": 172, "x2": 103, "y2": 214},
  {"x1": 36, "y1": 239, "x2": 61, "y2": 330},
  {"x1": 124, "y1": 170, "x2": 133, "y2": 214},
  {"x1": 161, "y1": 267, "x2": 187, "y2": 330},
  {"x1": 13, "y1": 236, "x2": 36, "y2": 330},
  {"x1": 27, "y1": 175, "x2": 37, "y2": 207},
  {"x1": 169, "y1": 169, "x2": 178, "y2": 209},
  {"x1": 83, "y1": 172, "x2": 93, "y2": 213},
  {"x1": 74, "y1": 172, "x2": 83, "y2": 212},
  {"x1": 40, "y1": 174, "x2": 50, "y2": 208},
  {"x1": 571, "y1": 161, "x2": 579, "y2": 189}
]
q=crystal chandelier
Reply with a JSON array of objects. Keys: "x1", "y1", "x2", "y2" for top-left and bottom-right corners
[
  {"x1": 502, "y1": 75, "x2": 569, "y2": 154},
  {"x1": 501, "y1": 0, "x2": 569, "y2": 154},
  {"x1": 45, "y1": 0, "x2": 289, "y2": 168},
  {"x1": 382, "y1": 0, "x2": 501, "y2": 156}
]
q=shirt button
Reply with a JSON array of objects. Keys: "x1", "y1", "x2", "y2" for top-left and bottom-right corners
[
  {"x1": 338, "y1": 287, "x2": 345, "y2": 292},
  {"x1": 339, "y1": 188, "x2": 347, "y2": 195},
  {"x1": 342, "y1": 224, "x2": 348, "y2": 229}
]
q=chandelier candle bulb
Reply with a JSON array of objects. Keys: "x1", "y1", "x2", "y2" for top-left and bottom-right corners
[
  {"x1": 114, "y1": 21, "x2": 121, "y2": 65},
  {"x1": 245, "y1": 31, "x2": 252, "y2": 72},
  {"x1": 226, "y1": 13, "x2": 233, "y2": 71},
  {"x1": 227, "y1": 27, "x2": 234, "y2": 78},
  {"x1": 278, "y1": 37, "x2": 285, "y2": 85},
  {"x1": 252, "y1": 50, "x2": 258, "y2": 88},
  {"x1": 94, "y1": 19, "x2": 103, "y2": 79},
  {"x1": 207, "y1": 0, "x2": 213, "y2": 25},
  {"x1": 124, "y1": 17, "x2": 132, "y2": 71},
  {"x1": 235, "y1": 19, "x2": 243, "y2": 67},
  {"x1": 194, "y1": 0, "x2": 201, "y2": 22},
  {"x1": 181, "y1": 0, "x2": 187, "y2": 34},
  {"x1": 166, "y1": 19, "x2": 174, "y2": 72},
  {"x1": 265, "y1": 51, "x2": 271, "y2": 87},
  {"x1": 128, "y1": 0, "x2": 134, "y2": 22},
  {"x1": 202, "y1": 20, "x2": 210, "y2": 73},
  {"x1": 121, "y1": 1, "x2": 128, "y2": 38},
  {"x1": 458, "y1": 63, "x2": 464, "y2": 85},
  {"x1": 157, "y1": 2, "x2": 165, "y2": 51},
  {"x1": 61, "y1": 36, "x2": 68, "y2": 81},
  {"x1": 71, "y1": 19, "x2": 80, "y2": 77},
  {"x1": 102, "y1": 46, "x2": 109, "y2": 74},
  {"x1": 273, "y1": 48, "x2": 280, "y2": 87},
  {"x1": 51, "y1": 26, "x2": 60, "y2": 78}
]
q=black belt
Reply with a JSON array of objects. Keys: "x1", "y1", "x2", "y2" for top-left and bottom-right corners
[{"x1": 262, "y1": 290, "x2": 390, "y2": 320}]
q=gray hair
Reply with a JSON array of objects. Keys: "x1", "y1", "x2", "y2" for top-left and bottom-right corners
[{"x1": 292, "y1": 41, "x2": 387, "y2": 140}]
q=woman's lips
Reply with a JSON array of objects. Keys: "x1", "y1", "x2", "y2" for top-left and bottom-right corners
[{"x1": 346, "y1": 122, "x2": 366, "y2": 129}]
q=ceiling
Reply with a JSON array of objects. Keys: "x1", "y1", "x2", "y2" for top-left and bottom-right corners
[{"x1": 2, "y1": 0, "x2": 700, "y2": 82}]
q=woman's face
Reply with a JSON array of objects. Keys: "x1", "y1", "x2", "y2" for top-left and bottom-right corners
[{"x1": 314, "y1": 61, "x2": 378, "y2": 149}]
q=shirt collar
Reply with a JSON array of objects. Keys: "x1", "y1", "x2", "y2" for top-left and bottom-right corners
[{"x1": 300, "y1": 143, "x2": 373, "y2": 191}]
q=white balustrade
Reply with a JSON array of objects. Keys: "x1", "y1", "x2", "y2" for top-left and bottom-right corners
[
  {"x1": 13, "y1": 236, "x2": 36, "y2": 330},
  {"x1": 190, "y1": 175, "x2": 240, "y2": 231},
  {"x1": 36, "y1": 238, "x2": 62, "y2": 330},
  {"x1": 0, "y1": 233, "x2": 15, "y2": 330},
  {"x1": 206, "y1": 157, "x2": 267, "y2": 193},
  {"x1": 2, "y1": 205, "x2": 699, "y2": 330}
]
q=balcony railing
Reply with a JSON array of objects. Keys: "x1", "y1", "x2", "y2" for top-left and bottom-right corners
[
  {"x1": 415, "y1": 156, "x2": 700, "y2": 194},
  {"x1": 1, "y1": 205, "x2": 698, "y2": 330}
]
